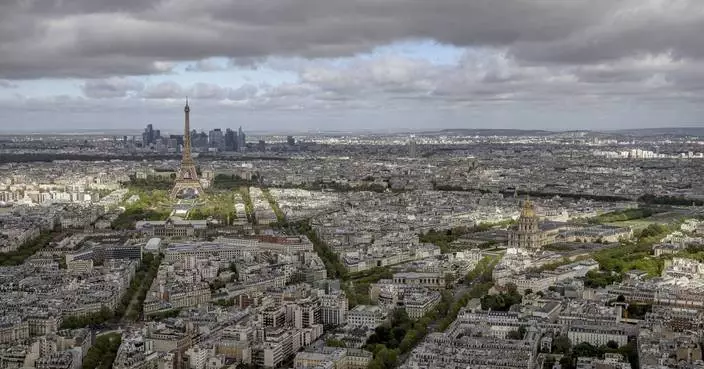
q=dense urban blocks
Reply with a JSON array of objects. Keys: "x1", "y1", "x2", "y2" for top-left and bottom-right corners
[{"x1": 1, "y1": 127, "x2": 703, "y2": 369}]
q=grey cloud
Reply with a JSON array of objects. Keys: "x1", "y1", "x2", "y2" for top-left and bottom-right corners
[
  {"x1": 512, "y1": 1, "x2": 704, "y2": 65},
  {"x1": 228, "y1": 84, "x2": 258, "y2": 100},
  {"x1": 3, "y1": 93, "x2": 703, "y2": 133},
  {"x1": 229, "y1": 57, "x2": 267, "y2": 69},
  {"x1": 188, "y1": 83, "x2": 229, "y2": 100},
  {"x1": 81, "y1": 77, "x2": 144, "y2": 98},
  {"x1": 142, "y1": 81, "x2": 184, "y2": 99},
  {"x1": 0, "y1": 80, "x2": 18, "y2": 88},
  {"x1": 185, "y1": 59, "x2": 229, "y2": 72},
  {"x1": 127, "y1": 50, "x2": 704, "y2": 108},
  {"x1": 3, "y1": 0, "x2": 698, "y2": 79},
  {"x1": 140, "y1": 81, "x2": 258, "y2": 101}
]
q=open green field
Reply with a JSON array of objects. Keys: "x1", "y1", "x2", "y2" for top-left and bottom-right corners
[
  {"x1": 606, "y1": 211, "x2": 685, "y2": 232},
  {"x1": 605, "y1": 219, "x2": 659, "y2": 232},
  {"x1": 188, "y1": 191, "x2": 239, "y2": 224}
]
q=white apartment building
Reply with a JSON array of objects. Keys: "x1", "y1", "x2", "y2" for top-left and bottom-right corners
[
  {"x1": 403, "y1": 292, "x2": 441, "y2": 320},
  {"x1": 185, "y1": 345, "x2": 211, "y2": 369},
  {"x1": 164, "y1": 242, "x2": 259, "y2": 263},
  {"x1": 392, "y1": 272, "x2": 445, "y2": 289},
  {"x1": 346, "y1": 306, "x2": 387, "y2": 330},
  {"x1": 320, "y1": 292, "x2": 348, "y2": 327},
  {"x1": 567, "y1": 325, "x2": 630, "y2": 347}
]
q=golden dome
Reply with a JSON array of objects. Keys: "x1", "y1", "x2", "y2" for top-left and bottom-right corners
[{"x1": 521, "y1": 200, "x2": 536, "y2": 218}]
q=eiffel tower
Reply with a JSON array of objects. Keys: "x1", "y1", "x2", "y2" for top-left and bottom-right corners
[{"x1": 171, "y1": 99, "x2": 204, "y2": 199}]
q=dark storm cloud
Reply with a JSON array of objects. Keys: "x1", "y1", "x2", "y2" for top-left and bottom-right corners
[{"x1": 3, "y1": 0, "x2": 695, "y2": 79}]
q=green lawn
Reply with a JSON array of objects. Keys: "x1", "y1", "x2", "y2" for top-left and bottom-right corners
[{"x1": 605, "y1": 219, "x2": 658, "y2": 232}]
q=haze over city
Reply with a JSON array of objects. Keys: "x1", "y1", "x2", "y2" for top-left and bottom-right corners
[{"x1": 1, "y1": 0, "x2": 704, "y2": 132}]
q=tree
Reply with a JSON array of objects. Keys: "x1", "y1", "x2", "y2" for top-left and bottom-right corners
[
  {"x1": 325, "y1": 339, "x2": 346, "y2": 348},
  {"x1": 229, "y1": 262, "x2": 239, "y2": 281},
  {"x1": 445, "y1": 273, "x2": 456, "y2": 289},
  {"x1": 391, "y1": 309, "x2": 410, "y2": 326},
  {"x1": 606, "y1": 340, "x2": 619, "y2": 350},
  {"x1": 553, "y1": 335, "x2": 572, "y2": 354},
  {"x1": 507, "y1": 330, "x2": 522, "y2": 340},
  {"x1": 559, "y1": 356, "x2": 575, "y2": 369},
  {"x1": 573, "y1": 342, "x2": 600, "y2": 358}
]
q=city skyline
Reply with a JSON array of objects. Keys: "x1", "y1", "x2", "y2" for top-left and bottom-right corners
[{"x1": 1, "y1": 1, "x2": 704, "y2": 131}]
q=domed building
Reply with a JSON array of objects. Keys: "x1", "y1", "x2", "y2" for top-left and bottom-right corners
[{"x1": 508, "y1": 200, "x2": 563, "y2": 251}]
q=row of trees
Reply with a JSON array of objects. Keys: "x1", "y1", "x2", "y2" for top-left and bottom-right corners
[
  {"x1": 148, "y1": 309, "x2": 182, "y2": 321},
  {"x1": 125, "y1": 175, "x2": 175, "y2": 191},
  {"x1": 111, "y1": 208, "x2": 170, "y2": 230},
  {"x1": 439, "y1": 280, "x2": 494, "y2": 331},
  {"x1": 419, "y1": 185, "x2": 704, "y2": 208},
  {"x1": 61, "y1": 253, "x2": 162, "y2": 328},
  {"x1": 261, "y1": 188, "x2": 286, "y2": 223},
  {"x1": 545, "y1": 337, "x2": 638, "y2": 369},
  {"x1": 419, "y1": 220, "x2": 516, "y2": 253},
  {"x1": 127, "y1": 253, "x2": 163, "y2": 321},
  {"x1": 366, "y1": 256, "x2": 502, "y2": 369},
  {"x1": 365, "y1": 306, "x2": 443, "y2": 369},
  {"x1": 592, "y1": 208, "x2": 657, "y2": 223},
  {"x1": 82, "y1": 333, "x2": 122, "y2": 369},
  {"x1": 0, "y1": 230, "x2": 57, "y2": 266},
  {"x1": 300, "y1": 221, "x2": 347, "y2": 280},
  {"x1": 289, "y1": 219, "x2": 382, "y2": 307},
  {"x1": 60, "y1": 307, "x2": 115, "y2": 330},
  {"x1": 464, "y1": 255, "x2": 500, "y2": 284},
  {"x1": 211, "y1": 174, "x2": 261, "y2": 189},
  {"x1": 480, "y1": 284, "x2": 523, "y2": 311},
  {"x1": 592, "y1": 221, "x2": 680, "y2": 279},
  {"x1": 418, "y1": 227, "x2": 471, "y2": 253},
  {"x1": 0, "y1": 153, "x2": 179, "y2": 165},
  {"x1": 238, "y1": 187, "x2": 256, "y2": 224},
  {"x1": 584, "y1": 270, "x2": 624, "y2": 288},
  {"x1": 639, "y1": 194, "x2": 704, "y2": 206}
]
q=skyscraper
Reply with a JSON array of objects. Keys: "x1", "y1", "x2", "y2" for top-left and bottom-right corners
[
  {"x1": 208, "y1": 128, "x2": 224, "y2": 149},
  {"x1": 225, "y1": 128, "x2": 238, "y2": 151},
  {"x1": 408, "y1": 139, "x2": 418, "y2": 158},
  {"x1": 142, "y1": 124, "x2": 155, "y2": 146},
  {"x1": 238, "y1": 126, "x2": 246, "y2": 152}
]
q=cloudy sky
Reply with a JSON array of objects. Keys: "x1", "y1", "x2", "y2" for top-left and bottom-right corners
[{"x1": 1, "y1": 0, "x2": 703, "y2": 133}]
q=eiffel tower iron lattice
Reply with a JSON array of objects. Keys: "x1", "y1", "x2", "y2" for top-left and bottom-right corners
[{"x1": 171, "y1": 99, "x2": 204, "y2": 199}]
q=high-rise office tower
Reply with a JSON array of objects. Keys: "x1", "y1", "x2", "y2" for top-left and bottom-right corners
[
  {"x1": 208, "y1": 128, "x2": 224, "y2": 148},
  {"x1": 142, "y1": 124, "x2": 155, "y2": 146},
  {"x1": 238, "y1": 126, "x2": 246, "y2": 152},
  {"x1": 225, "y1": 128, "x2": 238, "y2": 151}
]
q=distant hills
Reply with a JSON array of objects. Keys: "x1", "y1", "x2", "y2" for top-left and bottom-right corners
[
  {"x1": 419, "y1": 129, "x2": 554, "y2": 137},
  {"x1": 609, "y1": 127, "x2": 704, "y2": 137},
  {"x1": 419, "y1": 127, "x2": 704, "y2": 138},
  {"x1": 1, "y1": 126, "x2": 702, "y2": 138}
]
